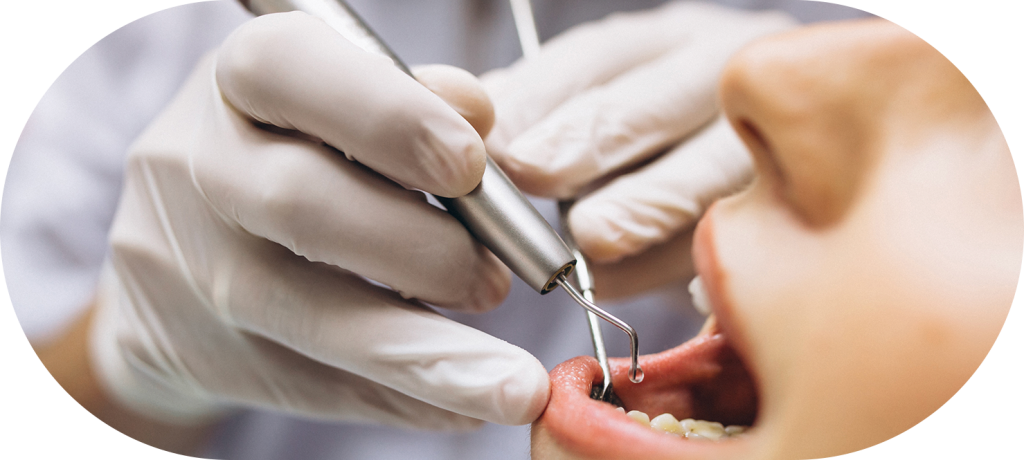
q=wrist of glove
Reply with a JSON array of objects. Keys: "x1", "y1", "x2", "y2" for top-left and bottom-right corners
[
  {"x1": 482, "y1": 2, "x2": 797, "y2": 297},
  {"x1": 88, "y1": 11, "x2": 548, "y2": 429},
  {"x1": 90, "y1": 263, "x2": 226, "y2": 424}
]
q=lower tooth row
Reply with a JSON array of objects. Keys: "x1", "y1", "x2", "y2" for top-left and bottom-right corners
[{"x1": 619, "y1": 408, "x2": 746, "y2": 440}]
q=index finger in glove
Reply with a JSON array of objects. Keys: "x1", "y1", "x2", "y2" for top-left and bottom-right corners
[
  {"x1": 413, "y1": 64, "x2": 495, "y2": 139},
  {"x1": 484, "y1": 3, "x2": 794, "y2": 198},
  {"x1": 497, "y1": 45, "x2": 722, "y2": 198},
  {"x1": 482, "y1": 2, "x2": 698, "y2": 156},
  {"x1": 215, "y1": 11, "x2": 485, "y2": 197}
]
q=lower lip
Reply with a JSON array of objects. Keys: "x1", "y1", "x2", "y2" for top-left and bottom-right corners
[{"x1": 539, "y1": 355, "x2": 754, "y2": 460}]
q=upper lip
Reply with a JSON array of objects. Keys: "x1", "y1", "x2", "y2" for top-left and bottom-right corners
[{"x1": 691, "y1": 204, "x2": 749, "y2": 363}]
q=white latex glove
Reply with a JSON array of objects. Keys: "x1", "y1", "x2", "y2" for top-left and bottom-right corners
[
  {"x1": 89, "y1": 11, "x2": 549, "y2": 430},
  {"x1": 483, "y1": 2, "x2": 795, "y2": 296}
]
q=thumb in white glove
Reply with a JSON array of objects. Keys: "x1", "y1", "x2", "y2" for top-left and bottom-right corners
[
  {"x1": 482, "y1": 2, "x2": 795, "y2": 297},
  {"x1": 90, "y1": 11, "x2": 547, "y2": 430}
]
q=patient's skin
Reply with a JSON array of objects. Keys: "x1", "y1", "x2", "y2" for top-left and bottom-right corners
[{"x1": 532, "y1": 18, "x2": 1021, "y2": 460}]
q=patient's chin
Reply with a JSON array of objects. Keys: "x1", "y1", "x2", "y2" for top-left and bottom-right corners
[{"x1": 533, "y1": 326, "x2": 760, "y2": 460}]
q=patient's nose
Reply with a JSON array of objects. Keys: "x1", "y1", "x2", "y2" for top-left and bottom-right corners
[{"x1": 716, "y1": 20, "x2": 905, "y2": 226}]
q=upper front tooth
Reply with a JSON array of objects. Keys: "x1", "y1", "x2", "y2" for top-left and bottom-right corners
[{"x1": 689, "y1": 276, "x2": 712, "y2": 317}]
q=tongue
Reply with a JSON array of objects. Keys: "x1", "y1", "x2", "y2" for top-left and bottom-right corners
[{"x1": 608, "y1": 325, "x2": 759, "y2": 426}]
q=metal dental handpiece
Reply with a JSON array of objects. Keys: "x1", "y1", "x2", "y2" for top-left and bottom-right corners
[
  {"x1": 242, "y1": 0, "x2": 641, "y2": 382},
  {"x1": 509, "y1": 0, "x2": 641, "y2": 385},
  {"x1": 508, "y1": 0, "x2": 637, "y2": 394}
]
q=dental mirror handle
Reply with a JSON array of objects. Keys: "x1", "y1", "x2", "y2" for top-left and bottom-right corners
[{"x1": 242, "y1": 0, "x2": 577, "y2": 294}]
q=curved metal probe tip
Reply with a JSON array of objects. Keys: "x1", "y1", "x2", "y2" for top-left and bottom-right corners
[
  {"x1": 569, "y1": 252, "x2": 614, "y2": 401},
  {"x1": 556, "y1": 276, "x2": 644, "y2": 383},
  {"x1": 556, "y1": 202, "x2": 613, "y2": 400}
]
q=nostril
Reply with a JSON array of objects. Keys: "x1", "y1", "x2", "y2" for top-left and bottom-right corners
[
  {"x1": 738, "y1": 118, "x2": 769, "y2": 157},
  {"x1": 734, "y1": 117, "x2": 785, "y2": 192}
]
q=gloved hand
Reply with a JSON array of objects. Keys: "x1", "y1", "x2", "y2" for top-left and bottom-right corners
[
  {"x1": 89, "y1": 11, "x2": 548, "y2": 430},
  {"x1": 482, "y1": 2, "x2": 795, "y2": 297}
]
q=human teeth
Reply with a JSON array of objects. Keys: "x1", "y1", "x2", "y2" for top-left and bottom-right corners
[
  {"x1": 725, "y1": 425, "x2": 746, "y2": 436},
  {"x1": 691, "y1": 420, "x2": 726, "y2": 440},
  {"x1": 689, "y1": 276, "x2": 712, "y2": 317},
  {"x1": 620, "y1": 408, "x2": 747, "y2": 441},
  {"x1": 650, "y1": 413, "x2": 686, "y2": 436},
  {"x1": 627, "y1": 410, "x2": 651, "y2": 426}
]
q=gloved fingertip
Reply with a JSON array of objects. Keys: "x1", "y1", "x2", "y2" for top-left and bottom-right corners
[
  {"x1": 494, "y1": 356, "x2": 551, "y2": 426},
  {"x1": 500, "y1": 126, "x2": 593, "y2": 199},
  {"x1": 481, "y1": 261, "x2": 513, "y2": 310},
  {"x1": 413, "y1": 64, "x2": 496, "y2": 139},
  {"x1": 483, "y1": 124, "x2": 511, "y2": 162},
  {"x1": 405, "y1": 64, "x2": 494, "y2": 198},
  {"x1": 428, "y1": 130, "x2": 488, "y2": 198},
  {"x1": 493, "y1": 157, "x2": 557, "y2": 196},
  {"x1": 497, "y1": 146, "x2": 576, "y2": 199},
  {"x1": 461, "y1": 253, "x2": 512, "y2": 314}
]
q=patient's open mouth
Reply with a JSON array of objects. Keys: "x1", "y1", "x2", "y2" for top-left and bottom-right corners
[
  {"x1": 536, "y1": 315, "x2": 760, "y2": 459},
  {"x1": 534, "y1": 209, "x2": 760, "y2": 459}
]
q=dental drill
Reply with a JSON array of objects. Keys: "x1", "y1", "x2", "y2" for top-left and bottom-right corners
[{"x1": 240, "y1": 0, "x2": 642, "y2": 384}]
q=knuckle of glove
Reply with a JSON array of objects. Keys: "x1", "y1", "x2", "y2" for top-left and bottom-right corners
[{"x1": 215, "y1": 14, "x2": 294, "y2": 119}]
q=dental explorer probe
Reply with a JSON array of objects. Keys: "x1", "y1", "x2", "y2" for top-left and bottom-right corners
[
  {"x1": 241, "y1": 0, "x2": 642, "y2": 383},
  {"x1": 557, "y1": 201, "x2": 624, "y2": 401},
  {"x1": 507, "y1": 0, "x2": 638, "y2": 394}
]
